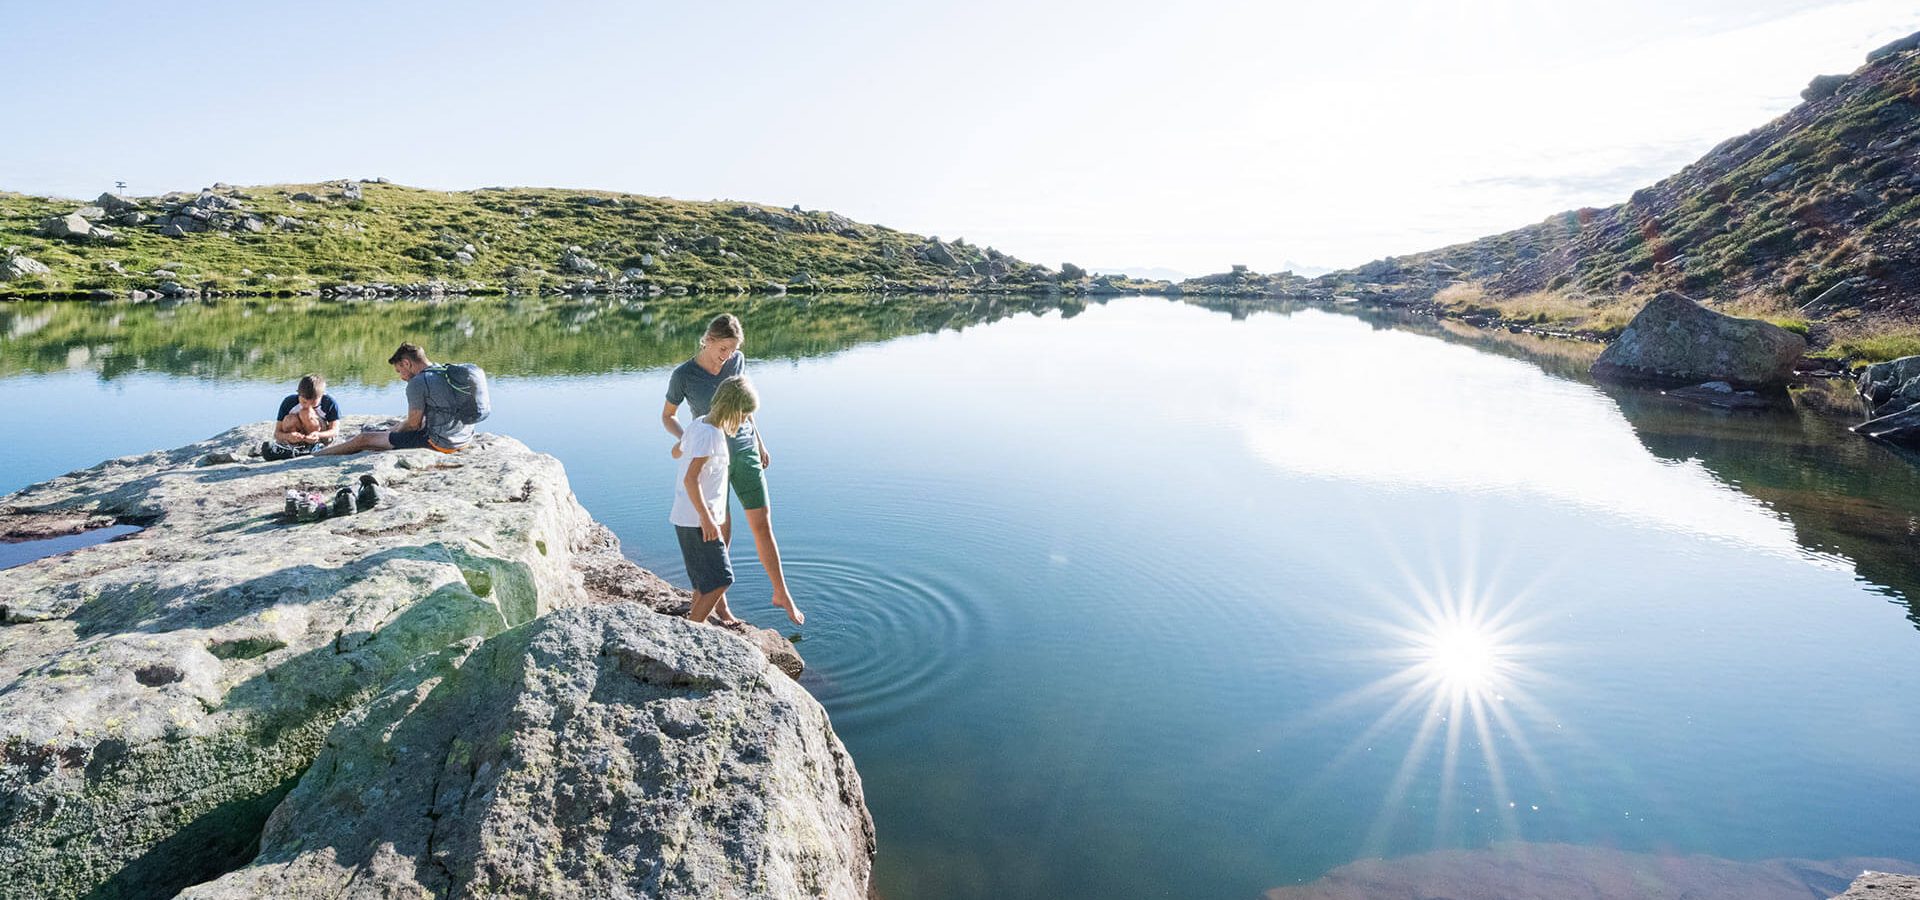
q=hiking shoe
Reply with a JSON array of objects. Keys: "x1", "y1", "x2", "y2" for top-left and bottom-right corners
[
  {"x1": 294, "y1": 494, "x2": 327, "y2": 522},
  {"x1": 330, "y1": 487, "x2": 356, "y2": 518},
  {"x1": 261, "y1": 441, "x2": 295, "y2": 462},
  {"x1": 356, "y1": 474, "x2": 380, "y2": 511}
]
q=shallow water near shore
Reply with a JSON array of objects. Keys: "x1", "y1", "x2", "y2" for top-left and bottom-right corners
[{"x1": 4, "y1": 295, "x2": 1919, "y2": 898}]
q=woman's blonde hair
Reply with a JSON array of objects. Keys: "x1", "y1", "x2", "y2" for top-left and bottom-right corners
[
  {"x1": 707, "y1": 375, "x2": 759, "y2": 434},
  {"x1": 700, "y1": 313, "x2": 744, "y2": 349}
]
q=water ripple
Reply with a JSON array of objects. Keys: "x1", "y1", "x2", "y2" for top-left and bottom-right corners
[{"x1": 789, "y1": 556, "x2": 979, "y2": 728}]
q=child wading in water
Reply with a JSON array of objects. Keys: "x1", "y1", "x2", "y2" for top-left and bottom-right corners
[{"x1": 673, "y1": 375, "x2": 758, "y2": 628}]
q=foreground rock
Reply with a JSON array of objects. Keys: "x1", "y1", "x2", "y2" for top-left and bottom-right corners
[
  {"x1": 179, "y1": 603, "x2": 872, "y2": 899},
  {"x1": 0, "y1": 422, "x2": 826, "y2": 899},
  {"x1": 1854, "y1": 355, "x2": 1920, "y2": 445},
  {"x1": 1835, "y1": 871, "x2": 1920, "y2": 899},
  {"x1": 1591, "y1": 292, "x2": 1806, "y2": 387},
  {"x1": 1264, "y1": 843, "x2": 1920, "y2": 900}
]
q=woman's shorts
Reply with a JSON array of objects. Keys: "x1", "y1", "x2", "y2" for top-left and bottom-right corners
[
  {"x1": 729, "y1": 442, "x2": 768, "y2": 510},
  {"x1": 675, "y1": 525, "x2": 734, "y2": 594}
]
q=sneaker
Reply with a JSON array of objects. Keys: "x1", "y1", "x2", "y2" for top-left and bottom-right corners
[
  {"x1": 261, "y1": 441, "x2": 297, "y2": 462},
  {"x1": 330, "y1": 487, "x2": 356, "y2": 518},
  {"x1": 356, "y1": 474, "x2": 380, "y2": 511}
]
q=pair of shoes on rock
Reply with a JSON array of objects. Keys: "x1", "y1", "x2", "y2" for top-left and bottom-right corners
[
  {"x1": 284, "y1": 475, "x2": 381, "y2": 523},
  {"x1": 260, "y1": 440, "x2": 315, "y2": 462}
]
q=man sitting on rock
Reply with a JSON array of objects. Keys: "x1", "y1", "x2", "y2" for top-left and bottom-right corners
[{"x1": 316, "y1": 343, "x2": 474, "y2": 456}]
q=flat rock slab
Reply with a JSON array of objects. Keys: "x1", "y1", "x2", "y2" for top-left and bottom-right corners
[
  {"x1": 0, "y1": 421, "x2": 807, "y2": 899},
  {"x1": 178, "y1": 603, "x2": 872, "y2": 899}
]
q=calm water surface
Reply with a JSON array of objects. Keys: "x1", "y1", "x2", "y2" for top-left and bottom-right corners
[{"x1": 3, "y1": 295, "x2": 1919, "y2": 898}]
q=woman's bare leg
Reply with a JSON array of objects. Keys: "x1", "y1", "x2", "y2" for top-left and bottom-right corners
[{"x1": 745, "y1": 506, "x2": 803, "y2": 624}]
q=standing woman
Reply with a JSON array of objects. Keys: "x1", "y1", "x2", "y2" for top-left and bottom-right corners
[{"x1": 662, "y1": 313, "x2": 805, "y2": 625}]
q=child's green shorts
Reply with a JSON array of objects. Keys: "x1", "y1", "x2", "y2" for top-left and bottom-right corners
[{"x1": 729, "y1": 442, "x2": 768, "y2": 510}]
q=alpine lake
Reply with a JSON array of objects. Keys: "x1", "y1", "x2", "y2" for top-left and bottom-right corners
[{"x1": 3, "y1": 293, "x2": 1918, "y2": 899}]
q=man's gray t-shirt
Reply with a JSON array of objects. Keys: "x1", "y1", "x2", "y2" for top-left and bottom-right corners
[
  {"x1": 406, "y1": 368, "x2": 475, "y2": 449},
  {"x1": 665, "y1": 352, "x2": 754, "y2": 452}
]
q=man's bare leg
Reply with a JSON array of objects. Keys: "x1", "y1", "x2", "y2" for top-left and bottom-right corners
[{"x1": 314, "y1": 431, "x2": 394, "y2": 457}]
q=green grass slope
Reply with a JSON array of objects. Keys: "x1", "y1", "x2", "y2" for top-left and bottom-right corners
[{"x1": 0, "y1": 182, "x2": 1064, "y2": 298}]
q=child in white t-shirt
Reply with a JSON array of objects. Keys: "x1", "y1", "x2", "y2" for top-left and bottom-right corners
[{"x1": 672, "y1": 375, "x2": 759, "y2": 627}]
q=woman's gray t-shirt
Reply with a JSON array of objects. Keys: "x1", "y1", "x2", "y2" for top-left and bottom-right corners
[{"x1": 665, "y1": 352, "x2": 755, "y2": 451}]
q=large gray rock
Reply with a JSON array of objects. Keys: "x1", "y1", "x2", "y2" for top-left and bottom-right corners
[
  {"x1": 96, "y1": 193, "x2": 141, "y2": 215},
  {"x1": 1833, "y1": 872, "x2": 1920, "y2": 899},
  {"x1": 1591, "y1": 292, "x2": 1806, "y2": 387},
  {"x1": 0, "y1": 424, "x2": 607, "y2": 898},
  {"x1": 1, "y1": 253, "x2": 51, "y2": 281},
  {"x1": 40, "y1": 212, "x2": 100, "y2": 241},
  {"x1": 178, "y1": 603, "x2": 870, "y2": 899}
]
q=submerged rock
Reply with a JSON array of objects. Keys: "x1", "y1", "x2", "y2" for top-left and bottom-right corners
[
  {"x1": 1263, "y1": 843, "x2": 1920, "y2": 900},
  {"x1": 0, "y1": 421, "x2": 833, "y2": 899},
  {"x1": 179, "y1": 603, "x2": 871, "y2": 899},
  {"x1": 1834, "y1": 871, "x2": 1920, "y2": 898},
  {"x1": 1591, "y1": 292, "x2": 1805, "y2": 387}
]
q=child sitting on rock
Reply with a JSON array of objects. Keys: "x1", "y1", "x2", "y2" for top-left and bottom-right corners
[
  {"x1": 672, "y1": 375, "x2": 757, "y2": 629},
  {"x1": 263, "y1": 374, "x2": 340, "y2": 460}
]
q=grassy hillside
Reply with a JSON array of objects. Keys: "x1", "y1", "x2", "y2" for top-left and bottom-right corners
[
  {"x1": 0, "y1": 182, "x2": 1071, "y2": 298},
  {"x1": 1317, "y1": 30, "x2": 1920, "y2": 363}
]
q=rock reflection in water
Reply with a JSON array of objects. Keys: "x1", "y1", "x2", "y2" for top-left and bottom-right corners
[{"x1": 1264, "y1": 843, "x2": 1920, "y2": 900}]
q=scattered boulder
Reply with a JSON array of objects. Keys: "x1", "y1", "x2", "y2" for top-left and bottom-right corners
[
  {"x1": 1060, "y1": 262, "x2": 1087, "y2": 280},
  {"x1": 1, "y1": 253, "x2": 51, "y2": 281},
  {"x1": 290, "y1": 191, "x2": 320, "y2": 203},
  {"x1": 95, "y1": 193, "x2": 140, "y2": 215},
  {"x1": 560, "y1": 246, "x2": 603, "y2": 275},
  {"x1": 1591, "y1": 292, "x2": 1806, "y2": 387},
  {"x1": 693, "y1": 235, "x2": 725, "y2": 254},
  {"x1": 1803, "y1": 73, "x2": 1850, "y2": 101},
  {"x1": 178, "y1": 603, "x2": 871, "y2": 900},
  {"x1": 923, "y1": 240, "x2": 960, "y2": 267},
  {"x1": 1867, "y1": 30, "x2": 1920, "y2": 63},
  {"x1": 340, "y1": 181, "x2": 363, "y2": 201},
  {"x1": 1761, "y1": 163, "x2": 1798, "y2": 187},
  {"x1": 73, "y1": 205, "x2": 107, "y2": 220},
  {"x1": 39, "y1": 212, "x2": 106, "y2": 241}
]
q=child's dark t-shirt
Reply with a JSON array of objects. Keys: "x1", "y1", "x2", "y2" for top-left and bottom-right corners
[{"x1": 277, "y1": 394, "x2": 340, "y2": 423}]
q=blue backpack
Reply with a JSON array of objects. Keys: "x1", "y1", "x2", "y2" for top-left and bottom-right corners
[{"x1": 432, "y1": 363, "x2": 491, "y2": 424}]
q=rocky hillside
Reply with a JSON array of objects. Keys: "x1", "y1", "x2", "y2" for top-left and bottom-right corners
[
  {"x1": 1318, "y1": 30, "x2": 1920, "y2": 361},
  {"x1": 0, "y1": 180, "x2": 1067, "y2": 298}
]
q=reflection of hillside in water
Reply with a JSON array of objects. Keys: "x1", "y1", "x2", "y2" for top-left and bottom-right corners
[
  {"x1": 1289, "y1": 299, "x2": 1920, "y2": 631},
  {"x1": 0, "y1": 293, "x2": 1079, "y2": 384}
]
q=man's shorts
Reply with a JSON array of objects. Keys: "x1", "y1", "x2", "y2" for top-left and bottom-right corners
[
  {"x1": 675, "y1": 525, "x2": 734, "y2": 594},
  {"x1": 389, "y1": 429, "x2": 456, "y2": 453},
  {"x1": 729, "y1": 441, "x2": 768, "y2": 510}
]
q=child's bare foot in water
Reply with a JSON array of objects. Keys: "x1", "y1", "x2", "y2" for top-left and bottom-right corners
[{"x1": 772, "y1": 590, "x2": 805, "y2": 625}]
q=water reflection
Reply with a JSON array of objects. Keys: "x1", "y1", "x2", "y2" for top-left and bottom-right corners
[
  {"x1": 1333, "y1": 302, "x2": 1920, "y2": 631},
  {"x1": 0, "y1": 293, "x2": 1074, "y2": 384}
]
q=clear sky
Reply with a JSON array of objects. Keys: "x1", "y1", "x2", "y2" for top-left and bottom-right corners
[{"x1": 5, "y1": 1, "x2": 1917, "y2": 274}]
